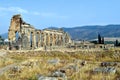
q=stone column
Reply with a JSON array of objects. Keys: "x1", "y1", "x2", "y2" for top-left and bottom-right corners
[
  {"x1": 46, "y1": 33, "x2": 49, "y2": 46},
  {"x1": 27, "y1": 32, "x2": 31, "y2": 49},
  {"x1": 8, "y1": 30, "x2": 16, "y2": 50},
  {"x1": 61, "y1": 35, "x2": 64, "y2": 46},
  {"x1": 58, "y1": 35, "x2": 61, "y2": 46},
  {"x1": 49, "y1": 33, "x2": 53, "y2": 46},
  {"x1": 36, "y1": 32, "x2": 40, "y2": 48},
  {"x1": 8, "y1": 30, "x2": 16, "y2": 41},
  {"x1": 54, "y1": 34, "x2": 57, "y2": 46},
  {"x1": 32, "y1": 31, "x2": 36, "y2": 49},
  {"x1": 39, "y1": 32, "x2": 42, "y2": 47},
  {"x1": 44, "y1": 33, "x2": 46, "y2": 46},
  {"x1": 62, "y1": 34, "x2": 65, "y2": 46},
  {"x1": 38, "y1": 32, "x2": 41, "y2": 48},
  {"x1": 56, "y1": 34, "x2": 59, "y2": 46},
  {"x1": 48, "y1": 33, "x2": 51, "y2": 46},
  {"x1": 52, "y1": 34, "x2": 54, "y2": 46},
  {"x1": 60, "y1": 35, "x2": 62, "y2": 46},
  {"x1": 41, "y1": 32, "x2": 44, "y2": 47}
]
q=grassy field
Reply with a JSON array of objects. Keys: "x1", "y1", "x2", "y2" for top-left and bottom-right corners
[{"x1": 0, "y1": 49, "x2": 120, "y2": 80}]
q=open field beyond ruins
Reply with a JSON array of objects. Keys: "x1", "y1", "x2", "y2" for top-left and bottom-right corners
[{"x1": 0, "y1": 48, "x2": 120, "y2": 80}]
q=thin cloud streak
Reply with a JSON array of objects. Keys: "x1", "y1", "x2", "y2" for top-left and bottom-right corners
[
  {"x1": 0, "y1": 7, "x2": 68, "y2": 19},
  {"x1": 0, "y1": 7, "x2": 28, "y2": 13},
  {"x1": 32, "y1": 12, "x2": 68, "y2": 19}
]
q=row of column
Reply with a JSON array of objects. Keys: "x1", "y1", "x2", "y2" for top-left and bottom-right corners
[
  {"x1": 8, "y1": 30, "x2": 70, "y2": 50},
  {"x1": 33, "y1": 32, "x2": 68, "y2": 48},
  {"x1": 26, "y1": 30, "x2": 71, "y2": 49}
]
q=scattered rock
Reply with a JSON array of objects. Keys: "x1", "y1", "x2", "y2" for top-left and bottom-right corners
[
  {"x1": 101, "y1": 62, "x2": 117, "y2": 67},
  {"x1": 93, "y1": 67, "x2": 116, "y2": 74},
  {"x1": 66, "y1": 64, "x2": 79, "y2": 72},
  {"x1": 21, "y1": 60, "x2": 39, "y2": 68},
  {"x1": 48, "y1": 59, "x2": 60, "y2": 65},
  {"x1": 37, "y1": 74, "x2": 66, "y2": 80},
  {"x1": 81, "y1": 61, "x2": 87, "y2": 66},
  {"x1": 52, "y1": 70, "x2": 66, "y2": 78},
  {"x1": 38, "y1": 76, "x2": 58, "y2": 80},
  {"x1": 57, "y1": 64, "x2": 80, "y2": 76},
  {"x1": 12, "y1": 66, "x2": 22, "y2": 73}
]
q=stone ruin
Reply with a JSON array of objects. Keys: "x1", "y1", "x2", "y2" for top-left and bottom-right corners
[{"x1": 8, "y1": 14, "x2": 71, "y2": 50}]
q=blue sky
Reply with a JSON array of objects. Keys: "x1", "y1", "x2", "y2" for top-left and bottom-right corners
[{"x1": 0, "y1": 0, "x2": 120, "y2": 34}]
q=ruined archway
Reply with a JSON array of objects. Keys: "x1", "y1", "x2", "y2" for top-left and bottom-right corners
[{"x1": 8, "y1": 14, "x2": 71, "y2": 50}]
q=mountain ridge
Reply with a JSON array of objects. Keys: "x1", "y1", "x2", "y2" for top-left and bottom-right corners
[{"x1": 1, "y1": 24, "x2": 120, "y2": 40}]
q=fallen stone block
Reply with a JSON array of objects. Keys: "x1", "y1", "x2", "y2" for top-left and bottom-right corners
[
  {"x1": 101, "y1": 62, "x2": 117, "y2": 67},
  {"x1": 81, "y1": 61, "x2": 87, "y2": 66},
  {"x1": 38, "y1": 76, "x2": 58, "y2": 80},
  {"x1": 12, "y1": 66, "x2": 22, "y2": 73},
  {"x1": 66, "y1": 64, "x2": 79, "y2": 72},
  {"x1": 48, "y1": 59, "x2": 60, "y2": 65},
  {"x1": 93, "y1": 67, "x2": 116, "y2": 74},
  {"x1": 52, "y1": 70, "x2": 66, "y2": 77}
]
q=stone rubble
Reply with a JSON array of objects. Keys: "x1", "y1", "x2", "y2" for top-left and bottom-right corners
[
  {"x1": 47, "y1": 59, "x2": 60, "y2": 65},
  {"x1": 93, "y1": 67, "x2": 116, "y2": 74},
  {"x1": 101, "y1": 62, "x2": 117, "y2": 67}
]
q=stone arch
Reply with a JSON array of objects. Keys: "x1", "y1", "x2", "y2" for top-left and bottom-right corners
[{"x1": 8, "y1": 14, "x2": 22, "y2": 42}]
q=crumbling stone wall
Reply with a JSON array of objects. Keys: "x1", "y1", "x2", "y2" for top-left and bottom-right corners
[{"x1": 8, "y1": 14, "x2": 71, "y2": 50}]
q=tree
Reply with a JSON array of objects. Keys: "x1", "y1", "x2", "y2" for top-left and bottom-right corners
[
  {"x1": 115, "y1": 39, "x2": 119, "y2": 46},
  {"x1": 0, "y1": 35, "x2": 4, "y2": 41},
  {"x1": 98, "y1": 33, "x2": 101, "y2": 44},
  {"x1": 0, "y1": 35, "x2": 2, "y2": 39},
  {"x1": 0, "y1": 35, "x2": 4, "y2": 45}
]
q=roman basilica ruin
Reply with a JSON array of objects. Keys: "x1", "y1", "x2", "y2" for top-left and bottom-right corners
[{"x1": 8, "y1": 14, "x2": 71, "y2": 50}]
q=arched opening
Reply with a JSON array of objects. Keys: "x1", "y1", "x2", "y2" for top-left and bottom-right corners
[
  {"x1": 15, "y1": 31, "x2": 19, "y2": 42},
  {"x1": 15, "y1": 31, "x2": 19, "y2": 50}
]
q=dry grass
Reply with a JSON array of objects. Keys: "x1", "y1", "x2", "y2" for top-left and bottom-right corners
[
  {"x1": 70, "y1": 63, "x2": 117, "y2": 80},
  {"x1": 0, "y1": 49, "x2": 120, "y2": 80},
  {"x1": 0, "y1": 57, "x2": 15, "y2": 68}
]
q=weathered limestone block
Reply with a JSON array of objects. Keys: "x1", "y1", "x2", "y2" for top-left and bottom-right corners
[
  {"x1": 93, "y1": 67, "x2": 116, "y2": 74},
  {"x1": 51, "y1": 70, "x2": 67, "y2": 80},
  {"x1": 47, "y1": 59, "x2": 60, "y2": 65},
  {"x1": 12, "y1": 66, "x2": 22, "y2": 73},
  {"x1": 101, "y1": 62, "x2": 117, "y2": 67},
  {"x1": 8, "y1": 31, "x2": 16, "y2": 41},
  {"x1": 38, "y1": 76, "x2": 58, "y2": 80}
]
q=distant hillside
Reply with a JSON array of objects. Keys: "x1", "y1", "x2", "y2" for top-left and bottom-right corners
[
  {"x1": 0, "y1": 33, "x2": 8, "y2": 39},
  {"x1": 49, "y1": 25, "x2": 120, "y2": 40},
  {"x1": 1, "y1": 24, "x2": 120, "y2": 40}
]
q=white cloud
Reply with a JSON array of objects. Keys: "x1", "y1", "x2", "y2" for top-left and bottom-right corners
[
  {"x1": 32, "y1": 12, "x2": 68, "y2": 19},
  {"x1": 0, "y1": 7, "x2": 68, "y2": 19},
  {"x1": 0, "y1": 7, "x2": 28, "y2": 14},
  {"x1": 9, "y1": 7, "x2": 28, "y2": 13},
  {"x1": 32, "y1": 12, "x2": 40, "y2": 15}
]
